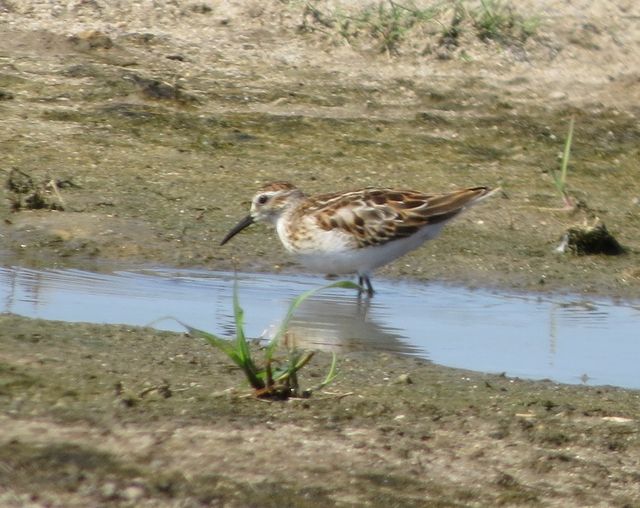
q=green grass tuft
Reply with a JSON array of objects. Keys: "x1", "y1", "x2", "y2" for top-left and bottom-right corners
[
  {"x1": 180, "y1": 278, "x2": 358, "y2": 399},
  {"x1": 472, "y1": 0, "x2": 539, "y2": 43},
  {"x1": 299, "y1": 1, "x2": 538, "y2": 55}
]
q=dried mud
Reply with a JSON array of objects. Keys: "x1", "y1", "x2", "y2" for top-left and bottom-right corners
[{"x1": 1, "y1": 1, "x2": 640, "y2": 506}]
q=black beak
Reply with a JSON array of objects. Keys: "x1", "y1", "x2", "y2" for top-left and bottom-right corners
[{"x1": 220, "y1": 215, "x2": 254, "y2": 245}]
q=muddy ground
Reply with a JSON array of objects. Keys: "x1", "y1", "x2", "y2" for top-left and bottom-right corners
[{"x1": 1, "y1": 1, "x2": 639, "y2": 506}]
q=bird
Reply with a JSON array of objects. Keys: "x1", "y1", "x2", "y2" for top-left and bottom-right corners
[{"x1": 220, "y1": 181, "x2": 498, "y2": 296}]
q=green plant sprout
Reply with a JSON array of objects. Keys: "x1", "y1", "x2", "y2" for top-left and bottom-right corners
[
  {"x1": 472, "y1": 0, "x2": 538, "y2": 42},
  {"x1": 300, "y1": 1, "x2": 538, "y2": 54},
  {"x1": 552, "y1": 117, "x2": 575, "y2": 209},
  {"x1": 180, "y1": 279, "x2": 359, "y2": 399}
]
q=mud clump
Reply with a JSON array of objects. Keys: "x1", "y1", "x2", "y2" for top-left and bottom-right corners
[
  {"x1": 123, "y1": 73, "x2": 200, "y2": 104},
  {"x1": 68, "y1": 30, "x2": 114, "y2": 51},
  {"x1": 561, "y1": 220, "x2": 626, "y2": 256},
  {"x1": 5, "y1": 168, "x2": 69, "y2": 212}
]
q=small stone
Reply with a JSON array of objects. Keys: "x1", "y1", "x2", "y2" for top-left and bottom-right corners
[
  {"x1": 394, "y1": 373, "x2": 413, "y2": 385},
  {"x1": 549, "y1": 91, "x2": 567, "y2": 101},
  {"x1": 122, "y1": 485, "x2": 145, "y2": 502},
  {"x1": 101, "y1": 482, "x2": 118, "y2": 499},
  {"x1": 602, "y1": 416, "x2": 633, "y2": 423}
]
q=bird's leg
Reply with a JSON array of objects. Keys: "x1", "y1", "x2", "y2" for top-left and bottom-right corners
[
  {"x1": 357, "y1": 274, "x2": 375, "y2": 298},
  {"x1": 363, "y1": 274, "x2": 375, "y2": 297}
]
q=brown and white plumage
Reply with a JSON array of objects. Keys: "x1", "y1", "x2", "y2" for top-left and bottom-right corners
[{"x1": 221, "y1": 182, "x2": 498, "y2": 296}]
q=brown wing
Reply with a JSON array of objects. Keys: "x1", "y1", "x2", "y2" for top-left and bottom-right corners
[{"x1": 304, "y1": 187, "x2": 492, "y2": 248}]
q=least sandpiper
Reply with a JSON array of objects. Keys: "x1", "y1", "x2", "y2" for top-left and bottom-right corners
[{"x1": 221, "y1": 182, "x2": 498, "y2": 296}]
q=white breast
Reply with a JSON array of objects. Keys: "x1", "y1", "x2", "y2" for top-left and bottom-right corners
[{"x1": 276, "y1": 217, "x2": 446, "y2": 275}]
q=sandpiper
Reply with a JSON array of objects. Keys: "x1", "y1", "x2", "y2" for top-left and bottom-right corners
[{"x1": 221, "y1": 182, "x2": 498, "y2": 296}]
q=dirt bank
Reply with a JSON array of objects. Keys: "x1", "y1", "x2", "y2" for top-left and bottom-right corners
[{"x1": 1, "y1": 314, "x2": 640, "y2": 507}]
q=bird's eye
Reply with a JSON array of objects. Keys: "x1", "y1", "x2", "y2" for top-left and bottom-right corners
[{"x1": 257, "y1": 194, "x2": 269, "y2": 205}]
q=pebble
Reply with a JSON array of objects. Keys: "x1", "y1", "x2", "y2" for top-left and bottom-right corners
[
  {"x1": 394, "y1": 373, "x2": 413, "y2": 385},
  {"x1": 122, "y1": 485, "x2": 146, "y2": 502},
  {"x1": 100, "y1": 482, "x2": 118, "y2": 499},
  {"x1": 548, "y1": 91, "x2": 567, "y2": 100}
]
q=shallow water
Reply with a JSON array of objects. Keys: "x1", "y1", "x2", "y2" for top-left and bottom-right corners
[{"x1": 1, "y1": 266, "x2": 638, "y2": 388}]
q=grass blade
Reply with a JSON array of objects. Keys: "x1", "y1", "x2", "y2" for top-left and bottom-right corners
[
  {"x1": 560, "y1": 117, "x2": 574, "y2": 187},
  {"x1": 181, "y1": 325, "x2": 263, "y2": 390},
  {"x1": 554, "y1": 117, "x2": 574, "y2": 196},
  {"x1": 178, "y1": 320, "x2": 241, "y2": 364},
  {"x1": 319, "y1": 352, "x2": 339, "y2": 389},
  {"x1": 232, "y1": 277, "x2": 250, "y2": 361},
  {"x1": 230, "y1": 278, "x2": 265, "y2": 388}
]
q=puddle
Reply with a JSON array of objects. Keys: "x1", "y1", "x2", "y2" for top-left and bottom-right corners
[{"x1": 1, "y1": 266, "x2": 639, "y2": 389}]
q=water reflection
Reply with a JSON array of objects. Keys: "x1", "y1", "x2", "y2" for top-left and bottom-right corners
[
  {"x1": 270, "y1": 298, "x2": 421, "y2": 356},
  {"x1": 0, "y1": 266, "x2": 638, "y2": 388}
]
